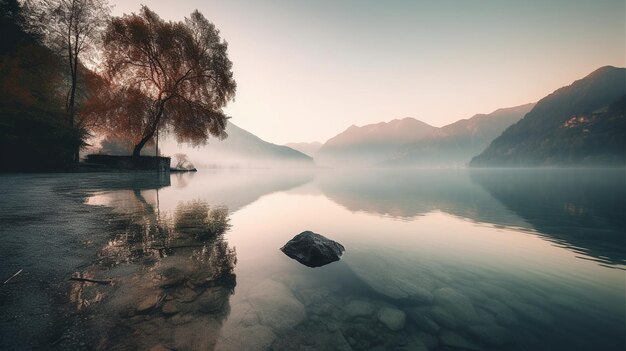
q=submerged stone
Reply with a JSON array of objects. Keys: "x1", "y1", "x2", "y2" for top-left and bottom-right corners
[
  {"x1": 217, "y1": 324, "x2": 276, "y2": 351},
  {"x1": 434, "y1": 287, "x2": 477, "y2": 323},
  {"x1": 196, "y1": 286, "x2": 230, "y2": 313},
  {"x1": 247, "y1": 279, "x2": 306, "y2": 332},
  {"x1": 429, "y1": 306, "x2": 459, "y2": 330},
  {"x1": 377, "y1": 307, "x2": 406, "y2": 331},
  {"x1": 439, "y1": 330, "x2": 483, "y2": 351},
  {"x1": 346, "y1": 252, "x2": 435, "y2": 303},
  {"x1": 482, "y1": 298, "x2": 518, "y2": 326},
  {"x1": 474, "y1": 308, "x2": 497, "y2": 325},
  {"x1": 158, "y1": 267, "x2": 186, "y2": 288},
  {"x1": 417, "y1": 332, "x2": 438, "y2": 349},
  {"x1": 507, "y1": 301, "x2": 553, "y2": 325},
  {"x1": 136, "y1": 293, "x2": 162, "y2": 313},
  {"x1": 161, "y1": 300, "x2": 179, "y2": 315},
  {"x1": 468, "y1": 324, "x2": 514, "y2": 347},
  {"x1": 149, "y1": 344, "x2": 171, "y2": 351},
  {"x1": 280, "y1": 231, "x2": 345, "y2": 267},
  {"x1": 344, "y1": 299, "x2": 376, "y2": 317},
  {"x1": 406, "y1": 308, "x2": 440, "y2": 334},
  {"x1": 404, "y1": 337, "x2": 430, "y2": 351}
]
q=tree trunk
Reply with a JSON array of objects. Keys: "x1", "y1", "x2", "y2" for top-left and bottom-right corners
[
  {"x1": 69, "y1": 77, "x2": 79, "y2": 163},
  {"x1": 133, "y1": 100, "x2": 166, "y2": 159},
  {"x1": 68, "y1": 47, "x2": 79, "y2": 163},
  {"x1": 132, "y1": 134, "x2": 151, "y2": 158},
  {"x1": 68, "y1": 75, "x2": 77, "y2": 126}
]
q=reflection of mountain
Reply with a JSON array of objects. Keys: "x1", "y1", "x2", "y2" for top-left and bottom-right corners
[
  {"x1": 470, "y1": 169, "x2": 626, "y2": 266},
  {"x1": 316, "y1": 169, "x2": 625, "y2": 267},
  {"x1": 160, "y1": 170, "x2": 315, "y2": 212},
  {"x1": 315, "y1": 169, "x2": 527, "y2": 227},
  {"x1": 162, "y1": 123, "x2": 314, "y2": 168}
]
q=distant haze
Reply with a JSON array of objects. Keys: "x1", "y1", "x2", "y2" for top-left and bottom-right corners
[
  {"x1": 159, "y1": 123, "x2": 314, "y2": 169},
  {"x1": 109, "y1": 0, "x2": 625, "y2": 145},
  {"x1": 316, "y1": 103, "x2": 535, "y2": 167},
  {"x1": 285, "y1": 142, "x2": 323, "y2": 157}
]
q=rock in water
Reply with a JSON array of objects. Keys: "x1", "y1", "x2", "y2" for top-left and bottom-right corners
[{"x1": 280, "y1": 231, "x2": 345, "y2": 267}]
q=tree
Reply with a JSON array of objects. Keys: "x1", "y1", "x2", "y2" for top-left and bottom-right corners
[
  {"x1": 174, "y1": 153, "x2": 192, "y2": 169},
  {"x1": 1, "y1": 0, "x2": 33, "y2": 55},
  {"x1": 99, "y1": 6, "x2": 236, "y2": 157},
  {"x1": 25, "y1": 0, "x2": 110, "y2": 131},
  {"x1": 1, "y1": 0, "x2": 63, "y2": 108},
  {"x1": 0, "y1": 0, "x2": 83, "y2": 171}
]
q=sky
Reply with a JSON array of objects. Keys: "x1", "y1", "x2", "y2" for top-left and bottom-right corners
[{"x1": 109, "y1": 0, "x2": 625, "y2": 145}]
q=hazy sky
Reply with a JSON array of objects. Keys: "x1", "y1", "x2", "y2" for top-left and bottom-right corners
[{"x1": 109, "y1": 0, "x2": 625, "y2": 144}]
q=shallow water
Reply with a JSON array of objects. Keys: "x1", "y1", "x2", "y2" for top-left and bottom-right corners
[{"x1": 0, "y1": 169, "x2": 624, "y2": 350}]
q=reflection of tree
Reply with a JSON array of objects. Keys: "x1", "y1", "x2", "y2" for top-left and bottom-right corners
[
  {"x1": 71, "y1": 195, "x2": 237, "y2": 350},
  {"x1": 174, "y1": 200, "x2": 230, "y2": 241},
  {"x1": 173, "y1": 171, "x2": 195, "y2": 189},
  {"x1": 192, "y1": 241, "x2": 237, "y2": 284},
  {"x1": 173, "y1": 200, "x2": 237, "y2": 286},
  {"x1": 68, "y1": 272, "x2": 107, "y2": 311},
  {"x1": 96, "y1": 189, "x2": 170, "y2": 266}
]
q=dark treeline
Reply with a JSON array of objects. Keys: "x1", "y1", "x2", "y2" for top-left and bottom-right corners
[
  {"x1": 0, "y1": 0, "x2": 236, "y2": 172},
  {"x1": 0, "y1": 0, "x2": 82, "y2": 171}
]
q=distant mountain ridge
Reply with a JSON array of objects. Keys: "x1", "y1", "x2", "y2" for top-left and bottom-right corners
[
  {"x1": 326, "y1": 118, "x2": 439, "y2": 147},
  {"x1": 316, "y1": 104, "x2": 534, "y2": 167},
  {"x1": 316, "y1": 118, "x2": 439, "y2": 166},
  {"x1": 383, "y1": 103, "x2": 535, "y2": 167},
  {"x1": 471, "y1": 66, "x2": 626, "y2": 167},
  {"x1": 161, "y1": 122, "x2": 314, "y2": 168}
]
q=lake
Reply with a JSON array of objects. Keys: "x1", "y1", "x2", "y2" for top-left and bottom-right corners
[{"x1": 0, "y1": 169, "x2": 624, "y2": 350}]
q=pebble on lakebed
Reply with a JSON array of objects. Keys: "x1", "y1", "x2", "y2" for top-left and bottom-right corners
[{"x1": 280, "y1": 231, "x2": 345, "y2": 267}]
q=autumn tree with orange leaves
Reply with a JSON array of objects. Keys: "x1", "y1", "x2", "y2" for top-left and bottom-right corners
[{"x1": 98, "y1": 6, "x2": 236, "y2": 157}]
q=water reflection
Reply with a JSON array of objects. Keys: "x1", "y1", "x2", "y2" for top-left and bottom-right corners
[
  {"x1": 158, "y1": 169, "x2": 315, "y2": 213},
  {"x1": 214, "y1": 178, "x2": 624, "y2": 351},
  {"x1": 172, "y1": 171, "x2": 196, "y2": 189},
  {"x1": 316, "y1": 169, "x2": 527, "y2": 227},
  {"x1": 3, "y1": 169, "x2": 622, "y2": 350},
  {"x1": 78, "y1": 182, "x2": 237, "y2": 350},
  {"x1": 470, "y1": 169, "x2": 626, "y2": 267},
  {"x1": 316, "y1": 169, "x2": 625, "y2": 268}
]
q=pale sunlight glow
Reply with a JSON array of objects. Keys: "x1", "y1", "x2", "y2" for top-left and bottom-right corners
[{"x1": 108, "y1": 0, "x2": 625, "y2": 144}]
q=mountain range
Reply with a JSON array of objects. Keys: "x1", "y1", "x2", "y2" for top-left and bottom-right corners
[
  {"x1": 164, "y1": 65, "x2": 624, "y2": 169},
  {"x1": 315, "y1": 118, "x2": 437, "y2": 167},
  {"x1": 315, "y1": 104, "x2": 534, "y2": 167},
  {"x1": 471, "y1": 66, "x2": 625, "y2": 167},
  {"x1": 383, "y1": 103, "x2": 536, "y2": 167}
]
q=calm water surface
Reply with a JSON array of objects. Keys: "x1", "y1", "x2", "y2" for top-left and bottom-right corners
[{"x1": 0, "y1": 169, "x2": 624, "y2": 350}]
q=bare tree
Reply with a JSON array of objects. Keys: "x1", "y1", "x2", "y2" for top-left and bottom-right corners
[
  {"x1": 25, "y1": 0, "x2": 110, "y2": 129},
  {"x1": 174, "y1": 153, "x2": 192, "y2": 169},
  {"x1": 99, "y1": 6, "x2": 236, "y2": 158}
]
